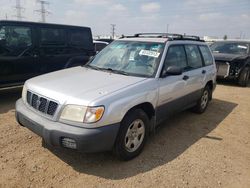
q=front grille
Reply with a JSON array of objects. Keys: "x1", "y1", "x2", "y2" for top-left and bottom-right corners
[{"x1": 26, "y1": 91, "x2": 58, "y2": 116}]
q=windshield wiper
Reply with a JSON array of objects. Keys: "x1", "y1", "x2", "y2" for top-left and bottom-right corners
[
  {"x1": 84, "y1": 65, "x2": 129, "y2": 75},
  {"x1": 101, "y1": 68, "x2": 129, "y2": 76}
]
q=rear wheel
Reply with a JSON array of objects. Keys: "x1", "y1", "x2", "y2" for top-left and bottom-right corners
[
  {"x1": 114, "y1": 109, "x2": 149, "y2": 161},
  {"x1": 192, "y1": 86, "x2": 211, "y2": 114},
  {"x1": 238, "y1": 67, "x2": 250, "y2": 87}
]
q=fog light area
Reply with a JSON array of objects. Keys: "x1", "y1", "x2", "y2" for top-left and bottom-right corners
[{"x1": 61, "y1": 137, "x2": 77, "y2": 149}]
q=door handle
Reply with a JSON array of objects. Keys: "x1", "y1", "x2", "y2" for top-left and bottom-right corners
[
  {"x1": 202, "y1": 70, "x2": 206, "y2": 74},
  {"x1": 183, "y1": 75, "x2": 189, "y2": 81}
]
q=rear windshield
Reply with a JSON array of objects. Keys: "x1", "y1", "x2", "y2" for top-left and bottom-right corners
[{"x1": 210, "y1": 42, "x2": 249, "y2": 55}]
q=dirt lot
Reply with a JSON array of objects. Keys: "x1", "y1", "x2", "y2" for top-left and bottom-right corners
[{"x1": 0, "y1": 84, "x2": 250, "y2": 188}]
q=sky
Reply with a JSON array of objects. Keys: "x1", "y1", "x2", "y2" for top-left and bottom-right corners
[{"x1": 0, "y1": 0, "x2": 250, "y2": 38}]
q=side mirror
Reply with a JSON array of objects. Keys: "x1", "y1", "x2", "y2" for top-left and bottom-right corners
[{"x1": 162, "y1": 66, "x2": 182, "y2": 77}]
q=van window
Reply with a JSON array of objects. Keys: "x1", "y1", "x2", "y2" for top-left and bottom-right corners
[
  {"x1": 199, "y1": 45, "x2": 213, "y2": 66},
  {"x1": 40, "y1": 28, "x2": 66, "y2": 46},
  {"x1": 69, "y1": 29, "x2": 92, "y2": 49},
  {"x1": 0, "y1": 25, "x2": 32, "y2": 56},
  {"x1": 185, "y1": 45, "x2": 203, "y2": 69}
]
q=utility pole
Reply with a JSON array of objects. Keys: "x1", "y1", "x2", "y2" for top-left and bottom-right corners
[
  {"x1": 13, "y1": 0, "x2": 25, "y2": 21},
  {"x1": 167, "y1": 24, "x2": 169, "y2": 33},
  {"x1": 239, "y1": 31, "x2": 243, "y2": 39},
  {"x1": 35, "y1": 0, "x2": 50, "y2": 23},
  {"x1": 111, "y1": 24, "x2": 116, "y2": 39}
]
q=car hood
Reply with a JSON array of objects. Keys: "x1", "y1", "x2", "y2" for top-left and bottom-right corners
[
  {"x1": 26, "y1": 67, "x2": 147, "y2": 105},
  {"x1": 213, "y1": 53, "x2": 248, "y2": 62}
]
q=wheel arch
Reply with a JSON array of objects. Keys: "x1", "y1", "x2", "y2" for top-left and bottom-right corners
[
  {"x1": 120, "y1": 102, "x2": 156, "y2": 132},
  {"x1": 122, "y1": 102, "x2": 155, "y2": 121}
]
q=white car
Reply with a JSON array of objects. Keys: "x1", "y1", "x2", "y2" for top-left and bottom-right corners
[{"x1": 16, "y1": 33, "x2": 217, "y2": 160}]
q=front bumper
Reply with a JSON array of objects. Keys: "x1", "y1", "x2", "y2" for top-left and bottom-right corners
[{"x1": 15, "y1": 99, "x2": 120, "y2": 153}]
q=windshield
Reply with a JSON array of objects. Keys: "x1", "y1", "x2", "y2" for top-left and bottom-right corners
[
  {"x1": 210, "y1": 42, "x2": 249, "y2": 55},
  {"x1": 87, "y1": 40, "x2": 165, "y2": 77}
]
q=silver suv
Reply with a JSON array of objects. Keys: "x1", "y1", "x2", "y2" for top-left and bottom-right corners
[{"x1": 16, "y1": 33, "x2": 217, "y2": 160}]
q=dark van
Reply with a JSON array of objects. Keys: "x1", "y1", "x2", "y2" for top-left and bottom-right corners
[{"x1": 0, "y1": 20, "x2": 95, "y2": 89}]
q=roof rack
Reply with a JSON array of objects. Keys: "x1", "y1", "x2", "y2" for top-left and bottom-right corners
[{"x1": 120, "y1": 33, "x2": 204, "y2": 42}]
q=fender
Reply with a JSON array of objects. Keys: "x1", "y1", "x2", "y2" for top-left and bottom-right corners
[{"x1": 95, "y1": 79, "x2": 159, "y2": 127}]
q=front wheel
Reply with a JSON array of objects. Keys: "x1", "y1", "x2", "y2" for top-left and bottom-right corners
[{"x1": 114, "y1": 109, "x2": 149, "y2": 161}]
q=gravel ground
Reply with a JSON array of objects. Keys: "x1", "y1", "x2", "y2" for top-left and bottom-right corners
[{"x1": 0, "y1": 84, "x2": 249, "y2": 188}]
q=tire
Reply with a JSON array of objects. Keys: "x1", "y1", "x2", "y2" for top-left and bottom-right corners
[
  {"x1": 114, "y1": 109, "x2": 149, "y2": 161},
  {"x1": 238, "y1": 67, "x2": 250, "y2": 87},
  {"x1": 192, "y1": 85, "x2": 211, "y2": 114}
]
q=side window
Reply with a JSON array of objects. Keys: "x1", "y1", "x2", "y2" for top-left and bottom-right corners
[
  {"x1": 199, "y1": 45, "x2": 213, "y2": 66},
  {"x1": 95, "y1": 43, "x2": 107, "y2": 52},
  {"x1": 0, "y1": 25, "x2": 32, "y2": 56},
  {"x1": 185, "y1": 45, "x2": 203, "y2": 69},
  {"x1": 163, "y1": 45, "x2": 187, "y2": 73},
  {"x1": 40, "y1": 28, "x2": 66, "y2": 46},
  {"x1": 69, "y1": 29, "x2": 93, "y2": 49}
]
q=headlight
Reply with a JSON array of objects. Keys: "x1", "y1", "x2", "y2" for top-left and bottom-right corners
[
  {"x1": 22, "y1": 85, "x2": 27, "y2": 102},
  {"x1": 60, "y1": 105, "x2": 87, "y2": 122},
  {"x1": 60, "y1": 105, "x2": 104, "y2": 123},
  {"x1": 83, "y1": 106, "x2": 105, "y2": 123}
]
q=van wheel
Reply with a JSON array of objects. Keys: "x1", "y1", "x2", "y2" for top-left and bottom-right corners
[
  {"x1": 238, "y1": 67, "x2": 250, "y2": 87},
  {"x1": 114, "y1": 109, "x2": 149, "y2": 161},
  {"x1": 192, "y1": 86, "x2": 211, "y2": 114}
]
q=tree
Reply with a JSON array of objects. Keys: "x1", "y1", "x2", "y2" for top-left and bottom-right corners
[{"x1": 223, "y1": 35, "x2": 228, "y2": 40}]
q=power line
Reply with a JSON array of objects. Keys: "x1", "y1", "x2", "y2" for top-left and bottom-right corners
[
  {"x1": 13, "y1": 0, "x2": 25, "y2": 21},
  {"x1": 35, "y1": 0, "x2": 50, "y2": 23}
]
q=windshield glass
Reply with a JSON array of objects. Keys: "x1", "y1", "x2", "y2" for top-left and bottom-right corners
[
  {"x1": 87, "y1": 40, "x2": 165, "y2": 77},
  {"x1": 210, "y1": 42, "x2": 249, "y2": 55}
]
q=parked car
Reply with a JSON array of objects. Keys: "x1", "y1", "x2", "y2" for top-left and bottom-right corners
[
  {"x1": 16, "y1": 33, "x2": 217, "y2": 160},
  {"x1": 210, "y1": 40, "x2": 250, "y2": 86},
  {"x1": 93, "y1": 40, "x2": 109, "y2": 53},
  {"x1": 0, "y1": 20, "x2": 95, "y2": 89}
]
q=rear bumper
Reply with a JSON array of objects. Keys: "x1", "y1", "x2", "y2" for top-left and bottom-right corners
[{"x1": 15, "y1": 99, "x2": 120, "y2": 153}]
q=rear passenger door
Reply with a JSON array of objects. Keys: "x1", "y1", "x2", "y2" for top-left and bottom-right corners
[
  {"x1": 183, "y1": 44, "x2": 206, "y2": 104},
  {"x1": 199, "y1": 45, "x2": 216, "y2": 84}
]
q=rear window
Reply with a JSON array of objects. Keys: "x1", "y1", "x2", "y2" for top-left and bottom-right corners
[
  {"x1": 199, "y1": 45, "x2": 213, "y2": 66},
  {"x1": 40, "y1": 28, "x2": 66, "y2": 46},
  {"x1": 185, "y1": 45, "x2": 203, "y2": 69},
  {"x1": 69, "y1": 29, "x2": 93, "y2": 49}
]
